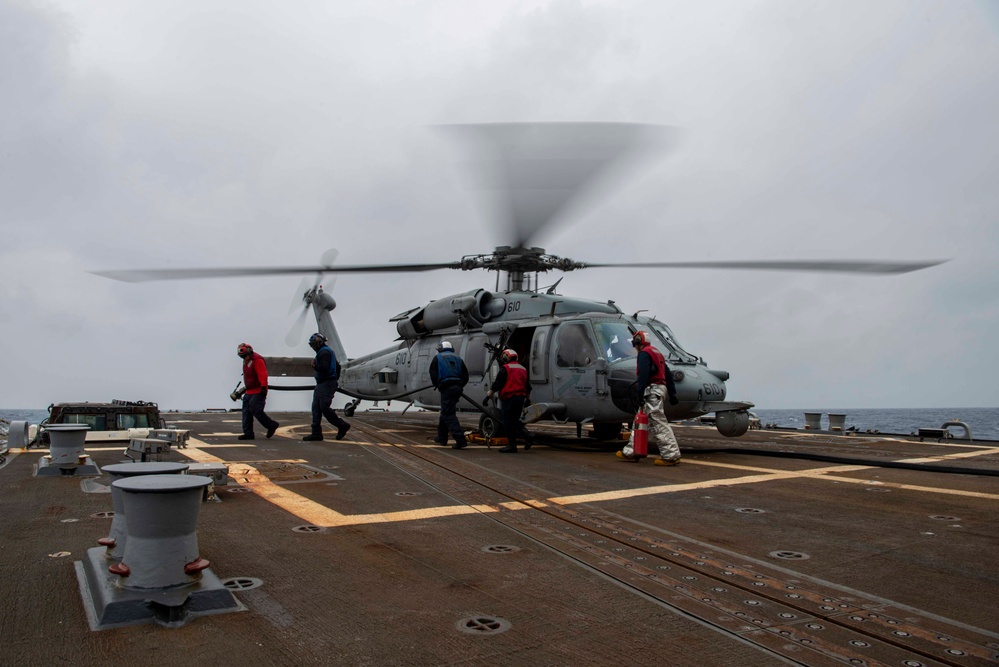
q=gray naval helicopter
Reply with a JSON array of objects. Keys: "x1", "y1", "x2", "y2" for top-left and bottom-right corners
[{"x1": 95, "y1": 123, "x2": 943, "y2": 441}]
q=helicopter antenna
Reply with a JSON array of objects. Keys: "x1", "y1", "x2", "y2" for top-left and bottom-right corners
[
  {"x1": 632, "y1": 309, "x2": 648, "y2": 319},
  {"x1": 546, "y1": 277, "x2": 564, "y2": 295}
]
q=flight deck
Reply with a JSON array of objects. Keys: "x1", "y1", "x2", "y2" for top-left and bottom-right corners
[{"x1": 2, "y1": 411, "x2": 997, "y2": 666}]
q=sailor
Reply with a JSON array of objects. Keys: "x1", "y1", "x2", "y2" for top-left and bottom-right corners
[
  {"x1": 237, "y1": 343, "x2": 280, "y2": 440},
  {"x1": 303, "y1": 333, "x2": 351, "y2": 442},
  {"x1": 486, "y1": 349, "x2": 533, "y2": 453},
  {"x1": 429, "y1": 340, "x2": 469, "y2": 449},
  {"x1": 617, "y1": 331, "x2": 681, "y2": 465}
]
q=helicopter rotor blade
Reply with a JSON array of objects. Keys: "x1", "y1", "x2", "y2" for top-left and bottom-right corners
[
  {"x1": 285, "y1": 248, "x2": 341, "y2": 345},
  {"x1": 288, "y1": 276, "x2": 313, "y2": 315},
  {"x1": 91, "y1": 261, "x2": 459, "y2": 283},
  {"x1": 441, "y1": 122, "x2": 677, "y2": 250},
  {"x1": 285, "y1": 307, "x2": 310, "y2": 347},
  {"x1": 318, "y1": 248, "x2": 339, "y2": 293},
  {"x1": 580, "y1": 259, "x2": 948, "y2": 275}
]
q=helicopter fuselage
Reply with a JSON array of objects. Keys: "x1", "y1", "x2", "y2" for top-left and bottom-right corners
[{"x1": 325, "y1": 288, "x2": 754, "y2": 437}]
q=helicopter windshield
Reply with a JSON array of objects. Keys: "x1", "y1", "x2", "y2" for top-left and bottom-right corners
[
  {"x1": 593, "y1": 321, "x2": 638, "y2": 364},
  {"x1": 645, "y1": 321, "x2": 698, "y2": 364}
]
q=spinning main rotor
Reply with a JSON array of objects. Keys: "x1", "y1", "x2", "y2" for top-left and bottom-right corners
[{"x1": 92, "y1": 122, "x2": 945, "y2": 286}]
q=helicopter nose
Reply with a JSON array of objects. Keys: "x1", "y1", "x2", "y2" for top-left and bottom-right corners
[{"x1": 608, "y1": 365, "x2": 639, "y2": 414}]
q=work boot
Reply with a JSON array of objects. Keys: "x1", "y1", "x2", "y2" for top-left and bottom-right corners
[
  {"x1": 498, "y1": 445, "x2": 517, "y2": 453},
  {"x1": 523, "y1": 435, "x2": 533, "y2": 451},
  {"x1": 238, "y1": 434, "x2": 255, "y2": 441},
  {"x1": 266, "y1": 423, "x2": 279, "y2": 439},
  {"x1": 616, "y1": 450, "x2": 639, "y2": 462},
  {"x1": 433, "y1": 437, "x2": 446, "y2": 446},
  {"x1": 452, "y1": 441, "x2": 467, "y2": 450},
  {"x1": 303, "y1": 433, "x2": 324, "y2": 442},
  {"x1": 335, "y1": 423, "x2": 351, "y2": 441},
  {"x1": 654, "y1": 458, "x2": 681, "y2": 467}
]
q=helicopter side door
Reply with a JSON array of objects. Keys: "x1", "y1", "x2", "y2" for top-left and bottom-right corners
[
  {"x1": 551, "y1": 322, "x2": 600, "y2": 408},
  {"x1": 526, "y1": 326, "x2": 552, "y2": 404},
  {"x1": 461, "y1": 333, "x2": 491, "y2": 404},
  {"x1": 413, "y1": 338, "x2": 439, "y2": 406}
]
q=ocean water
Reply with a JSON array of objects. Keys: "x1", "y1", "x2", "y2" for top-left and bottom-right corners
[
  {"x1": 0, "y1": 409, "x2": 51, "y2": 424},
  {"x1": 750, "y1": 407, "x2": 999, "y2": 441},
  {"x1": 0, "y1": 409, "x2": 51, "y2": 445}
]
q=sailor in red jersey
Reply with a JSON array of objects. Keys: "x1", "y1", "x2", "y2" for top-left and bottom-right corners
[
  {"x1": 238, "y1": 343, "x2": 280, "y2": 440},
  {"x1": 486, "y1": 349, "x2": 534, "y2": 453}
]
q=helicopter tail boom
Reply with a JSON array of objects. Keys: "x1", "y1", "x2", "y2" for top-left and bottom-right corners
[{"x1": 311, "y1": 289, "x2": 348, "y2": 365}]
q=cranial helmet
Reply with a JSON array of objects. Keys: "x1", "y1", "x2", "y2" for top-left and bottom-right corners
[
  {"x1": 501, "y1": 348, "x2": 518, "y2": 363},
  {"x1": 437, "y1": 340, "x2": 453, "y2": 352},
  {"x1": 631, "y1": 331, "x2": 650, "y2": 348},
  {"x1": 308, "y1": 333, "x2": 327, "y2": 350},
  {"x1": 237, "y1": 343, "x2": 252, "y2": 358}
]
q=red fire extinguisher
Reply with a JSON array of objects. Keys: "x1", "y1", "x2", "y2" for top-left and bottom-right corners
[{"x1": 632, "y1": 409, "x2": 649, "y2": 458}]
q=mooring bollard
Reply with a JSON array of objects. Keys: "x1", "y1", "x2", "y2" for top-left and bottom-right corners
[
  {"x1": 45, "y1": 424, "x2": 89, "y2": 467},
  {"x1": 98, "y1": 462, "x2": 190, "y2": 559},
  {"x1": 37, "y1": 424, "x2": 100, "y2": 476},
  {"x1": 828, "y1": 413, "x2": 847, "y2": 432},
  {"x1": 109, "y1": 474, "x2": 212, "y2": 589},
  {"x1": 941, "y1": 420, "x2": 973, "y2": 441},
  {"x1": 76, "y1": 473, "x2": 240, "y2": 629},
  {"x1": 803, "y1": 412, "x2": 822, "y2": 430},
  {"x1": 7, "y1": 420, "x2": 30, "y2": 448}
]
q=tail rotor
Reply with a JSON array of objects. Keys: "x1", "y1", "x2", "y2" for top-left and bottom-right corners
[{"x1": 285, "y1": 249, "x2": 338, "y2": 347}]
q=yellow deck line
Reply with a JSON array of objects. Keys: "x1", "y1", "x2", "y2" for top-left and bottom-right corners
[
  {"x1": 895, "y1": 446, "x2": 999, "y2": 464},
  {"x1": 548, "y1": 471, "x2": 806, "y2": 505},
  {"x1": 180, "y1": 438, "x2": 512, "y2": 527},
  {"x1": 688, "y1": 459, "x2": 999, "y2": 501},
  {"x1": 180, "y1": 437, "x2": 999, "y2": 529}
]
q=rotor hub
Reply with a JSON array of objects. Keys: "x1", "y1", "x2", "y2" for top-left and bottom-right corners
[{"x1": 459, "y1": 247, "x2": 585, "y2": 275}]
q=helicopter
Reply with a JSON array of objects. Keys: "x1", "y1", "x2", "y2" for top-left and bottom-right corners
[{"x1": 93, "y1": 123, "x2": 944, "y2": 440}]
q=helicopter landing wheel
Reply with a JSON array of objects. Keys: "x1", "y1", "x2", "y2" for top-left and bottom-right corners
[
  {"x1": 478, "y1": 414, "x2": 505, "y2": 439},
  {"x1": 591, "y1": 422, "x2": 623, "y2": 441},
  {"x1": 344, "y1": 399, "x2": 360, "y2": 417}
]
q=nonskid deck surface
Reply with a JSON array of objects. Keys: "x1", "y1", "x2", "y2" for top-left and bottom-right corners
[{"x1": 2, "y1": 411, "x2": 997, "y2": 666}]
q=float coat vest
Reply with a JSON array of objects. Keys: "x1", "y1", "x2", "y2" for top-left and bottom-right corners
[
  {"x1": 499, "y1": 362, "x2": 529, "y2": 399},
  {"x1": 639, "y1": 344, "x2": 667, "y2": 385},
  {"x1": 314, "y1": 345, "x2": 338, "y2": 382},
  {"x1": 435, "y1": 352, "x2": 464, "y2": 385}
]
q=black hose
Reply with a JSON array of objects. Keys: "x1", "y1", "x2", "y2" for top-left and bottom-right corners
[
  {"x1": 459, "y1": 392, "x2": 503, "y2": 421},
  {"x1": 268, "y1": 383, "x2": 436, "y2": 401}
]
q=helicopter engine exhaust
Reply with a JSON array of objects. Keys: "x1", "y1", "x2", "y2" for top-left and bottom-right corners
[
  {"x1": 396, "y1": 289, "x2": 505, "y2": 337},
  {"x1": 716, "y1": 410, "x2": 751, "y2": 437}
]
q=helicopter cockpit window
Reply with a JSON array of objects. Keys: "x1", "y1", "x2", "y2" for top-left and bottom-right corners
[
  {"x1": 593, "y1": 321, "x2": 638, "y2": 364},
  {"x1": 646, "y1": 322, "x2": 698, "y2": 364},
  {"x1": 555, "y1": 323, "x2": 598, "y2": 368}
]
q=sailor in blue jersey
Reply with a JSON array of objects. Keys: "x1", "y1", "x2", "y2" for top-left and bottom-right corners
[
  {"x1": 429, "y1": 340, "x2": 469, "y2": 449},
  {"x1": 303, "y1": 333, "x2": 351, "y2": 442}
]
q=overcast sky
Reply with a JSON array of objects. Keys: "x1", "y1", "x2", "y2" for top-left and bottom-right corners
[{"x1": 2, "y1": 0, "x2": 997, "y2": 413}]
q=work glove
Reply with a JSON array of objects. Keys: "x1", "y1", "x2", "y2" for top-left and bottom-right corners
[
  {"x1": 260, "y1": 387, "x2": 268, "y2": 400},
  {"x1": 668, "y1": 394, "x2": 679, "y2": 405}
]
